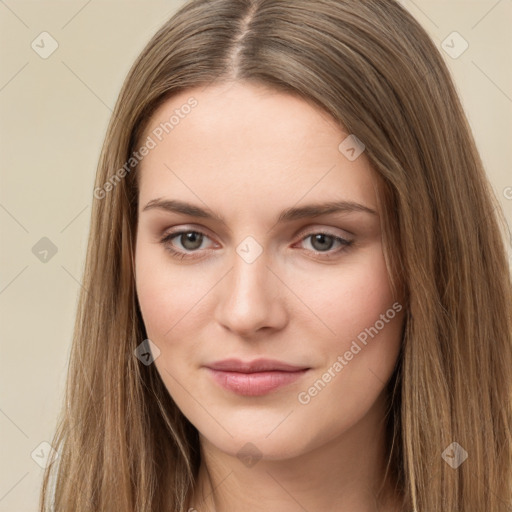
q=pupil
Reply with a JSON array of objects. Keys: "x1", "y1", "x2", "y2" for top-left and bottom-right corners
[
  {"x1": 182, "y1": 232, "x2": 202, "y2": 250},
  {"x1": 312, "y1": 234, "x2": 333, "y2": 251}
]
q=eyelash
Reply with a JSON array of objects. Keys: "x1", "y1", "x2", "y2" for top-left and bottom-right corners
[{"x1": 159, "y1": 229, "x2": 354, "y2": 261}]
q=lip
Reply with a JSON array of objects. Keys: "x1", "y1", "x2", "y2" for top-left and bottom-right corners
[{"x1": 204, "y1": 358, "x2": 310, "y2": 396}]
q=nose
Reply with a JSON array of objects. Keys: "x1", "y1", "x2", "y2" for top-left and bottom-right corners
[{"x1": 214, "y1": 249, "x2": 288, "y2": 338}]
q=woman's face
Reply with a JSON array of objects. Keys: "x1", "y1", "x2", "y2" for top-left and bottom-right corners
[{"x1": 135, "y1": 81, "x2": 404, "y2": 460}]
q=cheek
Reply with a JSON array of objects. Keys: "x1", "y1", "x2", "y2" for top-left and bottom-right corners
[
  {"x1": 292, "y1": 250, "x2": 402, "y2": 438},
  {"x1": 292, "y1": 245, "x2": 403, "y2": 398},
  {"x1": 135, "y1": 240, "x2": 199, "y2": 341},
  {"x1": 292, "y1": 244, "x2": 398, "y2": 344}
]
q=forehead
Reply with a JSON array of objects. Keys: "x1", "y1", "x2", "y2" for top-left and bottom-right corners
[{"x1": 137, "y1": 81, "x2": 379, "y2": 217}]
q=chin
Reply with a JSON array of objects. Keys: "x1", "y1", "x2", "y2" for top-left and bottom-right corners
[
  {"x1": 204, "y1": 432, "x2": 310, "y2": 462},
  {"x1": 195, "y1": 413, "x2": 329, "y2": 464}
]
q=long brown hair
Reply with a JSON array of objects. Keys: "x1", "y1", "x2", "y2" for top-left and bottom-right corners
[{"x1": 40, "y1": 0, "x2": 512, "y2": 510}]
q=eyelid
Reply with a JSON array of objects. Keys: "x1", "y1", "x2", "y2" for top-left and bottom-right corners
[{"x1": 294, "y1": 224, "x2": 353, "y2": 240}]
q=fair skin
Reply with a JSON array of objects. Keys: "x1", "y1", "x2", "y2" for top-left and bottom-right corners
[{"x1": 135, "y1": 81, "x2": 404, "y2": 512}]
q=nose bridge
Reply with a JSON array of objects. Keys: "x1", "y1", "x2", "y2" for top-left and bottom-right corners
[
  {"x1": 214, "y1": 240, "x2": 286, "y2": 336},
  {"x1": 231, "y1": 247, "x2": 270, "y2": 300}
]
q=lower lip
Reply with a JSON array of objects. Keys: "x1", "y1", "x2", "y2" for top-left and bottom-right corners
[{"x1": 206, "y1": 368, "x2": 309, "y2": 396}]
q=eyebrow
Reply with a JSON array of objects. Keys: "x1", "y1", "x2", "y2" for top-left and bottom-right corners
[{"x1": 142, "y1": 198, "x2": 377, "y2": 223}]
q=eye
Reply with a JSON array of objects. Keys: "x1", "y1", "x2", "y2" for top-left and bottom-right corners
[
  {"x1": 298, "y1": 232, "x2": 353, "y2": 256},
  {"x1": 160, "y1": 230, "x2": 216, "y2": 259},
  {"x1": 159, "y1": 228, "x2": 354, "y2": 261}
]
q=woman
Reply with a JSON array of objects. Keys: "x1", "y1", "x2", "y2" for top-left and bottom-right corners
[{"x1": 40, "y1": 0, "x2": 512, "y2": 511}]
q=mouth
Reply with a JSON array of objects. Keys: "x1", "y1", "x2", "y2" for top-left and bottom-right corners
[{"x1": 204, "y1": 358, "x2": 311, "y2": 396}]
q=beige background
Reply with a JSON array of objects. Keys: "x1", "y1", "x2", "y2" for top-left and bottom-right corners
[{"x1": 0, "y1": 1, "x2": 511, "y2": 510}]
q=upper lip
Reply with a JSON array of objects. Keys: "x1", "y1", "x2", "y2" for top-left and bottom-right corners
[{"x1": 205, "y1": 358, "x2": 309, "y2": 373}]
